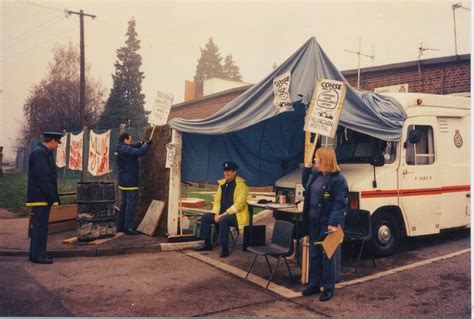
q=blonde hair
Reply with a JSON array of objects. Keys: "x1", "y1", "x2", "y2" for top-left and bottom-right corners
[{"x1": 315, "y1": 147, "x2": 340, "y2": 173}]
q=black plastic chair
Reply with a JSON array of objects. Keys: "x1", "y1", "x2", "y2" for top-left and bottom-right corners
[
  {"x1": 344, "y1": 210, "x2": 377, "y2": 273},
  {"x1": 245, "y1": 220, "x2": 295, "y2": 288}
]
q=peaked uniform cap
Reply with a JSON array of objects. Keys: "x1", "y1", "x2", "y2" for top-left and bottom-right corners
[{"x1": 223, "y1": 161, "x2": 239, "y2": 171}]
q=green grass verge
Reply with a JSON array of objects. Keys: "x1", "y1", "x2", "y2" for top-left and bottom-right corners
[{"x1": 0, "y1": 170, "x2": 29, "y2": 217}]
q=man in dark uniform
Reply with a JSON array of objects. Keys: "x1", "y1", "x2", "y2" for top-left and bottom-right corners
[
  {"x1": 27, "y1": 132, "x2": 62, "y2": 264},
  {"x1": 116, "y1": 132, "x2": 151, "y2": 235},
  {"x1": 194, "y1": 161, "x2": 249, "y2": 258}
]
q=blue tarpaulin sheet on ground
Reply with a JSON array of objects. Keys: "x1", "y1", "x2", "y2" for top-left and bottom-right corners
[{"x1": 169, "y1": 37, "x2": 407, "y2": 186}]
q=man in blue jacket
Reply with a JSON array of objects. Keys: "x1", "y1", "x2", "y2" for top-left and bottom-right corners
[
  {"x1": 116, "y1": 132, "x2": 151, "y2": 235},
  {"x1": 27, "y1": 132, "x2": 63, "y2": 264}
]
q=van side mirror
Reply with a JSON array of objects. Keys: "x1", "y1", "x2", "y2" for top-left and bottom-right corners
[
  {"x1": 369, "y1": 153, "x2": 385, "y2": 167},
  {"x1": 408, "y1": 129, "x2": 421, "y2": 144}
]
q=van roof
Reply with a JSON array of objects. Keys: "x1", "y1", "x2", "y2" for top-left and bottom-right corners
[{"x1": 381, "y1": 92, "x2": 471, "y2": 110}]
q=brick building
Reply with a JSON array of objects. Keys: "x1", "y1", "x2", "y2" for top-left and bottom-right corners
[{"x1": 169, "y1": 54, "x2": 470, "y2": 121}]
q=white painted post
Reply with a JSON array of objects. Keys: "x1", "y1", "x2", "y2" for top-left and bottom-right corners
[{"x1": 167, "y1": 129, "x2": 182, "y2": 235}]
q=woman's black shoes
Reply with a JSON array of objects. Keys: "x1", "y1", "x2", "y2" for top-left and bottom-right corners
[
  {"x1": 319, "y1": 289, "x2": 333, "y2": 301},
  {"x1": 302, "y1": 286, "x2": 321, "y2": 296}
]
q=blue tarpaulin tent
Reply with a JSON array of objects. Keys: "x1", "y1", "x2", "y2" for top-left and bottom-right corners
[{"x1": 168, "y1": 37, "x2": 407, "y2": 186}]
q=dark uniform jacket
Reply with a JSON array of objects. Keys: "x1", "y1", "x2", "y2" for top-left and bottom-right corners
[
  {"x1": 299, "y1": 167, "x2": 349, "y2": 238},
  {"x1": 26, "y1": 144, "x2": 59, "y2": 206},
  {"x1": 116, "y1": 140, "x2": 149, "y2": 190}
]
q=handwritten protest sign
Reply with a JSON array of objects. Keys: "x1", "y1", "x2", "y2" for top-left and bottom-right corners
[
  {"x1": 87, "y1": 130, "x2": 111, "y2": 176},
  {"x1": 55, "y1": 134, "x2": 68, "y2": 168},
  {"x1": 304, "y1": 79, "x2": 347, "y2": 138},
  {"x1": 69, "y1": 131, "x2": 83, "y2": 171},
  {"x1": 273, "y1": 72, "x2": 292, "y2": 109},
  {"x1": 149, "y1": 91, "x2": 174, "y2": 126}
]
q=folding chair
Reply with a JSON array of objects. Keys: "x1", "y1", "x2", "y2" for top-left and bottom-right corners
[
  {"x1": 228, "y1": 225, "x2": 240, "y2": 253},
  {"x1": 344, "y1": 210, "x2": 377, "y2": 273},
  {"x1": 245, "y1": 220, "x2": 295, "y2": 288}
]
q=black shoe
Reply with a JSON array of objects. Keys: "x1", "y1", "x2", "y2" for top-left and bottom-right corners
[
  {"x1": 31, "y1": 258, "x2": 53, "y2": 264},
  {"x1": 319, "y1": 289, "x2": 333, "y2": 301},
  {"x1": 45, "y1": 255, "x2": 53, "y2": 261},
  {"x1": 220, "y1": 249, "x2": 229, "y2": 258},
  {"x1": 194, "y1": 245, "x2": 213, "y2": 252},
  {"x1": 302, "y1": 286, "x2": 321, "y2": 296},
  {"x1": 125, "y1": 228, "x2": 141, "y2": 235}
]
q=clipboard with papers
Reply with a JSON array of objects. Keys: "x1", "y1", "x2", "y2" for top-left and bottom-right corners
[{"x1": 313, "y1": 226, "x2": 344, "y2": 259}]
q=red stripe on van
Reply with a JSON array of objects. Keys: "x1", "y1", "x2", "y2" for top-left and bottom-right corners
[{"x1": 361, "y1": 185, "x2": 470, "y2": 198}]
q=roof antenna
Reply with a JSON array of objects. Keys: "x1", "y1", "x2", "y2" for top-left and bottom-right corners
[
  {"x1": 418, "y1": 42, "x2": 439, "y2": 73},
  {"x1": 344, "y1": 36, "x2": 375, "y2": 89}
]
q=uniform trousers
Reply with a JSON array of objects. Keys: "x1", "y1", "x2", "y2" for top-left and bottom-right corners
[
  {"x1": 199, "y1": 212, "x2": 238, "y2": 248},
  {"x1": 29, "y1": 206, "x2": 51, "y2": 260}
]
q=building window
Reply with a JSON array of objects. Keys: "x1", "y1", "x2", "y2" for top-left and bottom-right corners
[{"x1": 406, "y1": 125, "x2": 435, "y2": 165}]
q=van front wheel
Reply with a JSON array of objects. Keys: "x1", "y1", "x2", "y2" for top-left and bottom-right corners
[{"x1": 370, "y1": 212, "x2": 401, "y2": 257}]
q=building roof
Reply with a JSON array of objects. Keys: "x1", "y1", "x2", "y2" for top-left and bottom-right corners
[{"x1": 342, "y1": 54, "x2": 470, "y2": 76}]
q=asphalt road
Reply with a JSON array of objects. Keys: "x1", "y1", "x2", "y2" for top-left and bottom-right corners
[{"x1": 1, "y1": 230, "x2": 471, "y2": 317}]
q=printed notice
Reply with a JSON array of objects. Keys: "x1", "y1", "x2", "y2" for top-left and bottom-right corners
[
  {"x1": 304, "y1": 79, "x2": 347, "y2": 138},
  {"x1": 149, "y1": 91, "x2": 174, "y2": 126}
]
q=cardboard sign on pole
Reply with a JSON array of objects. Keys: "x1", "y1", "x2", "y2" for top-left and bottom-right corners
[
  {"x1": 149, "y1": 91, "x2": 174, "y2": 126},
  {"x1": 304, "y1": 79, "x2": 347, "y2": 138},
  {"x1": 320, "y1": 226, "x2": 344, "y2": 260}
]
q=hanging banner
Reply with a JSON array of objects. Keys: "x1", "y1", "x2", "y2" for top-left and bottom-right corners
[
  {"x1": 273, "y1": 72, "x2": 292, "y2": 109},
  {"x1": 55, "y1": 134, "x2": 68, "y2": 168},
  {"x1": 304, "y1": 79, "x2": 347, "y2": 138},
  {"x1": 88, "y1": 130, "x2": 111, "y2": 176},
  {"x1": 68, "y1": 131, "x2": 83, "y2": 171},
  {"x1": 149, "y1": 91, "x2": 174, "y2": 126},
  {"x1": 165, "y1": 143, "x2": 176, "y2": 168}
]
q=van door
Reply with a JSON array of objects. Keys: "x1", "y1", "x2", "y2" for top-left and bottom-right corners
[{"x1": 399, "y1": 118, "x2": 441, "y2": 236}]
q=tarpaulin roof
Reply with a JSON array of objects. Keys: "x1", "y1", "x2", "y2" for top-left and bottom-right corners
[{"x1": 168, "y1": 37, "x2": 407, "y2": 186}]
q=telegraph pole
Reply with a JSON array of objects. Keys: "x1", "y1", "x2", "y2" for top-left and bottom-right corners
[
  {"x1": 65, "y1": 9, "x2": 96, "y2": 129},
  {"x1": 66, "y1": 9, "x2": 95, "y2": 182}
]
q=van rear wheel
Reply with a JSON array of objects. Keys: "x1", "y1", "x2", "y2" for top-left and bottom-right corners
[{"x1": 370, "y1": 212, "x2": 401, "y2": 257}]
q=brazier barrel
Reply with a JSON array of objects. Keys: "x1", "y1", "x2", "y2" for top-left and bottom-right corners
[{"x1": 76, "y1": 182, "x2": 117, "y2": 241}]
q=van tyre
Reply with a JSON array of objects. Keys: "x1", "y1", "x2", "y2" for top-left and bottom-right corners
[{"x1": 370, "y1": 212, "x2": 401, "y2": 257}]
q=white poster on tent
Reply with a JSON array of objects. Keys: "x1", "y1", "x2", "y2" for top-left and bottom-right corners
[
  {"x1": 273, "y1": 72, "x2": 292, "y2": 109},
  {"x1": 149, "y1": 91, "x2": 174, "y2": 126},
  {"x1": 69, "y1": 131, "x2": 83, "y2": 171},
  {"x1": 88, "y1": 130, "x2": 111, "y2": 176},
  {"x1": 304, "y1": 79, "x2": 347, "y2": 138},
  {"x1": 55, "y1": 134, "x2": 68, "y2": 168},
  {"x1": 165, "y1": 143, "x2": 176, "y2": 168}
]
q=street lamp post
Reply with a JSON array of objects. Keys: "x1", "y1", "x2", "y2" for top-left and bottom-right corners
[{"x1": 452, "y1": 2, "x2": 470, "y2": 56}]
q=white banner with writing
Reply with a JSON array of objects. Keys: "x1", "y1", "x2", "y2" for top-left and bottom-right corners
[
  {"x1": 149, "y1": 91, "x2": 174, "y2": 126},
  {"x1": 88, "y1": 130, "x2": 111, "y2": 176},
  {"x1": 304, "y1": 79, "x2": 347, "y2": 138},
  {"x1": 68, "y1": 131, "x2": 83, "y2": 171},
  {"x1": 165, "y1": 143, "x2": 176, "y2": 168},
  {"x1": 273, "y1": 72, "x2": 292, "y2": 109},
  {"x1": 55, "y1": 134, "x2": 68, "y2": 168}
]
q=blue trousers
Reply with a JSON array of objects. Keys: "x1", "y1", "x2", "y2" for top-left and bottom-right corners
[
  {"x1": 199, "y1": 213, "x2": 238, "y2": 249},
  {"x1": 29, "y1": 206, "x2": 51, "y2": 260},
  {"x1": 308, "y1": 213, "x2": 336, "y2": 290},
  {"x1": 118, "y1": 190, "x2": 138, "y2": 231}
]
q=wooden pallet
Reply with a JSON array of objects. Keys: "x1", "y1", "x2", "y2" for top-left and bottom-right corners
[{"x1": 62, "y1": 232, "x2": 125, "y2": 245}]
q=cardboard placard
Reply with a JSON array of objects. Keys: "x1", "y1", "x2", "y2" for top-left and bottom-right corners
[{"x1": 320, "y1": 226, "x2": 344, "y2": 259}]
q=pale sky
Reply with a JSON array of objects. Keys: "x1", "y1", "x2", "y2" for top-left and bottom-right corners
[{"x1": 0, "y1": 0, "x2": 471, "y2": 160}]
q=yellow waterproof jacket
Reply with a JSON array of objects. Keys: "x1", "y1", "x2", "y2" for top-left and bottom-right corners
[{"x1": 212, "y1": 175, "x2": 249, "y2": 227}]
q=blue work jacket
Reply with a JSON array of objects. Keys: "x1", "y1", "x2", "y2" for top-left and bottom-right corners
[
  {"x1": 299, "y1": 167, "x2": 348, "y2": 238},
  {"x1": 116, "y1": 140, "x2": 149, "y2": 189}
]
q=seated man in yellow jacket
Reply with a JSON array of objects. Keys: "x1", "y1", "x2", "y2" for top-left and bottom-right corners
[{"x1": 194, "y1": 161, "x2": 249, "y2": 257}]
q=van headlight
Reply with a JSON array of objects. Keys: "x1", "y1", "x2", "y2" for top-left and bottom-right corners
[{"x1": 348, "y1": 192, "x2": 360, "y2": 210}]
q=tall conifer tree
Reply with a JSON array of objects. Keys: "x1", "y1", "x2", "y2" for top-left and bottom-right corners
[
  {"x1": 98, "y1": 18, "x2": 147, "y2": 129},
  {"x1": 222, "y1": 54, "x2": 243, "y2": 82},
  {"x1": 194, "y1": 38, "x2": 224, "y2": 81}
]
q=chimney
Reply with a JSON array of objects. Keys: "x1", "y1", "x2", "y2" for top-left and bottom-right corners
[{"x1": 184, "y1": 80, "x2": 204, "y2": 101}]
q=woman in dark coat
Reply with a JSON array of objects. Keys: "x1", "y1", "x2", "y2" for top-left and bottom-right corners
[{"x1": 300, "y1": 147, "x2": 348, "y2": 301}]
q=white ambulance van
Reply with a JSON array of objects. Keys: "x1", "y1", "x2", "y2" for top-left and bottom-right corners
[{"x1": 275, "y1": 93, "x2": 470, "y2": 256}]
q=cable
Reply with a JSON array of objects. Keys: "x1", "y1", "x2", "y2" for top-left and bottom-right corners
[
  {"x1": 3, "y1": 15, "x2": 65, "y2": 50},
  {"x1": 20, "y1": 1, "x2": 65, "y2": 13}
]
